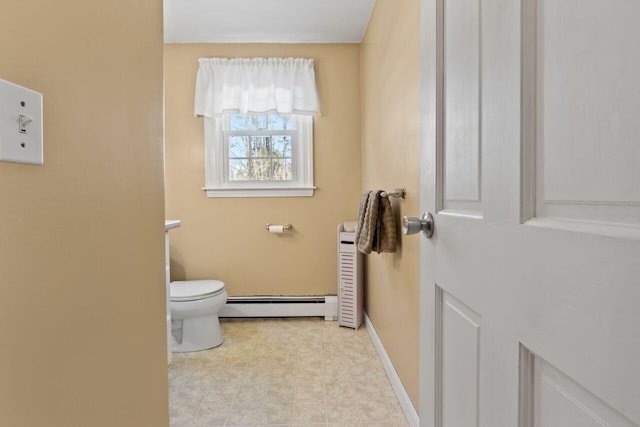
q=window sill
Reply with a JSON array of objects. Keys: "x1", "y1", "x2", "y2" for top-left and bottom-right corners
[{"x1": 203, "y1": 186, "x2": 316, "y2": 198}]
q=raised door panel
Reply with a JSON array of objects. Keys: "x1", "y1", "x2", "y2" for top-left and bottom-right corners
[
  {"x1": 443, "y1": 0, "x2": 482, "y2": 215},
  {"x1": 533, "y1": 356, "x2": 637, "y2": 427},
  {"x1": 534, "y1": 0, "x2": 640, "y2": 230},
  {"x1": 440, "y1": 291, "x2": 480, "y2": 427}
]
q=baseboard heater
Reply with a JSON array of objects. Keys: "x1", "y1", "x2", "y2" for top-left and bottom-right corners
[{"x1": 219, "y1": 296, "x2": 338, "y2": 320}]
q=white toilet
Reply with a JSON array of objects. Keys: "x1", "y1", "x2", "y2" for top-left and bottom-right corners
[{"x1": 170, "y1": 279, "x2": 228, "y2": 352}]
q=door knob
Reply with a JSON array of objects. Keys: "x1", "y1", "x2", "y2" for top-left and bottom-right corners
[{"x1": 402, "y1": 212, "x2": 434, "y2": 238}]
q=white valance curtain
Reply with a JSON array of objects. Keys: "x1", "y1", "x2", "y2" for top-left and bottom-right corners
[{"x1": 194, "y1": 57, "x2": 320, "y2": 117}]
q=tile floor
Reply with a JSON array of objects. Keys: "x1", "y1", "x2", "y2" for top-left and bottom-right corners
[{"x1": 169, "y1": 317, "x2": 409, "y2": 427}]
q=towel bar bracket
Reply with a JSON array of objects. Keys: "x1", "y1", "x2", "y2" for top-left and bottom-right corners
[{"x1": 381, "y1": 187, "x2": 406, "y2": 199}]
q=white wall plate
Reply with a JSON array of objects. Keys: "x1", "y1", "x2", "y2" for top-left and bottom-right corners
[{"x1": 0, "y1": 79, "x2": 43, "y2": 165}]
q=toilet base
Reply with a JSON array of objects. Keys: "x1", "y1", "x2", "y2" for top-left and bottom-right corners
[{"x1": 171, "y1": 314, "x2": 224, "y2": 352}]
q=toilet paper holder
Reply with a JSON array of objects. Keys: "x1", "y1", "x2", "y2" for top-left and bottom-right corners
[{"x1": 265, "y1": 223, "x2": 293, "y2": 231}]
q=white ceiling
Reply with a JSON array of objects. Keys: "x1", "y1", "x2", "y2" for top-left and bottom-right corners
[{"x1": 164, "y1": 0, "x2": 377, "y2": 43}]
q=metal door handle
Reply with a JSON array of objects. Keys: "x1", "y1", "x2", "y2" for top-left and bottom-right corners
[{"x1": 402, "y1": 212, "x2": 434, "y2": 238}]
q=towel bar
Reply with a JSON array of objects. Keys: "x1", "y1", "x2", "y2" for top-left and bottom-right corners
[{"x1": 381, "y1": 187, "x2": 406, "y2": 199}]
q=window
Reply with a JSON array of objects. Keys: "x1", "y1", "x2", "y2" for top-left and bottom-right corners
[
  {"x1": 195, "y1": 57, "x2": 319, "y2": 197},
  {"x1": 227, "y1": 114, "x2": 293, "y2": 181},
  {"x1": 204, "y1": 112, "x2": 314, "y2": 197}
]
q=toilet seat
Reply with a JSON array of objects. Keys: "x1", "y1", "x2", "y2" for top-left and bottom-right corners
[{"x1": 170, "y1": 280, "x2": 225, "y2": 302}]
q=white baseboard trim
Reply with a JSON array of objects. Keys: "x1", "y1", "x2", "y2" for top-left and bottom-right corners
[
  {"x1": 364, "y1": 312, "x2": 419, "y2": 427},
  {"x1": 219, "y1": 296, "x2": 338, "y2": 320}
]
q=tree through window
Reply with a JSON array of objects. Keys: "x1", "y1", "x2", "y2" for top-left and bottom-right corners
[{"x1": 227, "y1": 114, "x2": 294, "y2": 181}]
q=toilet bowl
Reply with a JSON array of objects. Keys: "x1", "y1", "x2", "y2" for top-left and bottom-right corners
[{"x1": 170, "y1": 280, "x2": 227, "y2": 352}]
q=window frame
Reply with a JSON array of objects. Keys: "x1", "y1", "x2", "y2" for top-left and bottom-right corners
[{"x1": 203, "y1": 114, "x2": 315, "y2": 198}]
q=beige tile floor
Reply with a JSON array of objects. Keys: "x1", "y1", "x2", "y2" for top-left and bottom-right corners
[{"x1": 169, "y1": 317, "x2": 409, "y2": 427}]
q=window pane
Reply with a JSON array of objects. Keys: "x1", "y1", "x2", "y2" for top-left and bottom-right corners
[
  {"x1": 223, "y1": 113, "x2": 299, "y2": 184},
  {"x1": 272, "y1": 159, "x2": 292, "y2": 180},
  {"x1": 251, "y1": 136, "x2": 271, "y2": 158},
  {"x1": 229, "y1": 136, "x2": 249, "y2": 158},
  {"x1": 283, "y1": 115, "x2": 292, "y2": 130},
  {"x1": 268, "y1": 114, "x2": 281, "y2": 130},
  {"x1": 229, "y1": 114, "x2": 248, "y2": 131},
  {"x1": 268, "y1": 114, "x2": 293, "y2": 130},
  {"x1": 271, "y1": 135, "x2": 292, "y2": 157},
  {"x1": 229, "y1": 113, "x2": 293, "y2": 131},
  {"x1": 248, "y1": 115, "x2": 268, "y2": 130},
  {"x1": 250, "y1": 159, "x2": 272, "y2": 180},
  {"x1": 229, "y1": 159, "x2": 250, "y2": 180}
]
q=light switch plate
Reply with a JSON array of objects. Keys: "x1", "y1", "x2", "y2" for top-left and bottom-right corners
[{"x1": 0, "y1": 79, "x2": 43, "y2": 165}]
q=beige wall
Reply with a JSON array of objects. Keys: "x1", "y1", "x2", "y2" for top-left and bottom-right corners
[
  {"x1": 361, "y1": 0, "x2": 421, "y2": 409},
  {"x1": 0, "y1": 1, "x2": 168, "y2": 426},
  {"x1": 164, "y1": 44, "x2": 362, "y2": 296}
]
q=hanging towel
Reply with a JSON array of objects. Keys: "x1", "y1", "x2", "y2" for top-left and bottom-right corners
[
  {"x1": 357, "y1": 191, "x2": 379, "y2": 254},
  {"x1": 376, "y1": 194, "x2": 397, "y2": 253},
  {"x1": 356, "y1": 190, "x2": 397, "y2": 254},
  {"x1": 355, "y1": 192, "x2": 370, "y2": 245}
]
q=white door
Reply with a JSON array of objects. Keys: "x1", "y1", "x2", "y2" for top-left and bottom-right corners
[{"x1": 417, "y1": 0, "x2": 640, "y2": 426}]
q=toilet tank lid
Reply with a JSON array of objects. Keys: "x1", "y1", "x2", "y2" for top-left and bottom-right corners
[{"x1": 170, "y1": 280, "x2": 225, "y2": 300}]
